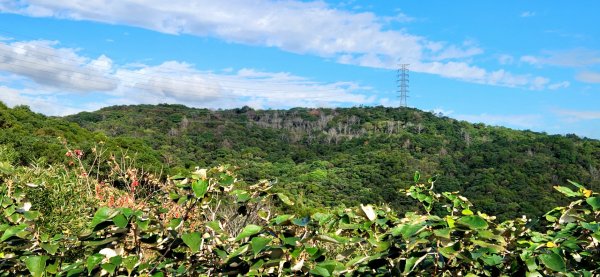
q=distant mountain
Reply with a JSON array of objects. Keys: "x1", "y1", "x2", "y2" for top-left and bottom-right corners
[{"x1": 60, "y1": 104, "x2": 600, "y2": 221}]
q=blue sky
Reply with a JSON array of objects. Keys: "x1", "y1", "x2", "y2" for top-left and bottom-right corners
[{"x1": 0, "y1": 1, "x2": 599, "y2": 138}]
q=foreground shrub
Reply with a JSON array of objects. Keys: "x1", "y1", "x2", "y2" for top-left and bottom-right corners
[{"x1": 1, "y1": 163, "x2": 599, "y2": 276}]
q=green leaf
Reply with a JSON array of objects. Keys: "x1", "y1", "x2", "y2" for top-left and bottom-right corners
[
  {"x1": 0, "y1": 223, "x2": 27, "y2": 242},
  {"x1": 235, "y1": 224, "x2": 262, "y2": 241},
  {"x1": 86, "y1": 254, "x2": 103, "y2": 273},
  {"x1": 461, "y1": 209, "x2": 474, "y2": 215},
  {"x1": 24, "y1": 256, "x2": 48, "y2": 277},
  {"x1": 456, "y1": 216, "x2": 488, "y2": 230},
  {"x1": 404, "y1": 255, "x2": 426, "y2": 274},
  {"x1": 586, "y1": 197, "x2": 600, "y2": 211},
  {"x1": 273, "y1": 214, "x2": 294, "y2": 225},
  {"x1": 553, "y1": 186, "x2": 580, "y2": 197},
  {"x1": 391, "y1": 223, "x2": 425, "y2": 239},
  {"x1": 481, "y1": 254, "x2": 503, "y2": 266},
  {"x1": 90, "y1": 207, "x2": 119, "y2": 229},
  {"x1": 310, "y1": 266, "x2": 331, "y2": 277},
  {"x1": 112, "y1": 213, "x2": 128, "y2": 228},
  {"x1": 434, "y1": 228, "x2": 451, "y2": 239},
  {"x1": 206, "y1": 221, "x2": 223, "y2": 233},
  {"x1": 414, "y1": 171, "x2": 420, "y2": 183},
  {"x1": 181, "y1": 232, "x2": 202, "y2": 253},
  {"x1": 227, "y1": 244, "x2": 250, "y2": 260},
  {"x1": 192, "y1": 180, "x2": 209, "y2": 198},
  {"x1": 123, "y1": 256, "x2": 139, "y2": 275},
  {"x1": 41, "y1": 242, "x2": 59, "y2": 255},
  {"x1": 567, "y1": 179, "x2": 584, "y2": 189},
  {"x1": 276, "y1": 193, "x2": 294, "y2": 206},
  {"x1": 250, "y1": 237, "x2": 272, "y2": 255},
  {"x1": 539, "y1": 252, "x2": 566, "y2": 272}
]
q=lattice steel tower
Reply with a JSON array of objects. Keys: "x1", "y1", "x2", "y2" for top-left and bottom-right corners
[{"x1": 397, "y1": 64, "x2": 409, "y2": 108}]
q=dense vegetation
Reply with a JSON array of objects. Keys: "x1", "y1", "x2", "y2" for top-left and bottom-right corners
[
  {"x1": 1, "y1": 148, "x2": 599, "y2": 276},
  {"x1": 2, "y1": 101, "x2": 600, "y2": 275},
  {"x1": 63, "y1": 104, "x2": 600, "y2": 221}
]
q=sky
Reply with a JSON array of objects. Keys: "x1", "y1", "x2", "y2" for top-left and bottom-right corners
[{"x1": 0, "y1": 1, "x2": 599, "y2": 138}]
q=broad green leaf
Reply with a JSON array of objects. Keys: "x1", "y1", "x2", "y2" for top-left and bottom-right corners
[
  {"x1": 101, "y1": 263, "x2": 117, "y2": 276},
  {"x1": 24, "y1": 256, "x2": 48, "y2": 277},
  {"x1": 192, "y1": 180, "x2": 209, "y2": 198},
  {"x1": 250, "y1": 237, "x2": 272, "y2": 255},
  {"x1": 404, "y1": 255, "x2": 426, "y2": 274},
  {"x1": 227, "y1": 244, "x2": 250, "y2": 260},
  {"x1": 539, "y1": 252, "x2": 566, "y2": 272},
  {"x1": 567, "y1": 180, "x2": 584, "y2": 189},
  {"x1": 461, "y1": 209, "x2": 474, "y2": 215},
  {"x1": 40, "y1": 242, "x2": 59, "y2": 255},
  {"x1": 235, "y1": 224, "x2": 262, "y2": 241},
  {"x1": 481, "y1": 254, "x2": 503, "y2": 266},
  {"x1": 553, "y1": 186, "x2": 580, "y2": 197},
  {"x1": 273, "y1": 214, "x2": 293, "y2": 225},
  {"x1": 310, "y1": 266, "x2": 331, "y2": 277},
  {"x1": 434, "y1": 228, "x2": 451, "y2": 239},
  {"x1": 457, "y1": 216, "x2": 488, "y2": 230},
  {"x1": 414, "y1": 171, "x2": 420, "y2": 183},
  {"x1": 276, "y1": 193, "x2": 294, "y2": 206},
  {"x1": 181, "y1": 232, "x2": 202, "y2": 253},
  {"x1": 0, "y1": 224, "x2": 27, "y2": 242},
  {"x1": 206, "y1": 221, "x2": 223, "y2": 233},
  {"x1": 123, "y1": 256, "x2": 139, "y2": 275},
  {"x1": 586, "y1": 197, "x2": 600, "y2": 211},
  {"x1": 86, "y1": 254, "x2": 103, "y2": 273},
  {"x1": 391, "y1": 223, "x2": 425, "y2": 239},
  {"x1": 112, "y1": 213, "x2": 128, "y2": 228},
  {"x1": 168, "y1": 218, "x2": 182, "y2": 230},
  {"x1": 90, "y1": 207, "x2": 119, "y2": 228}
]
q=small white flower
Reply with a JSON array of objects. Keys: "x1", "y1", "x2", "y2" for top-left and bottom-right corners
[{"x1": 99, "y1": 248, "x2": 117, "y2": 258}]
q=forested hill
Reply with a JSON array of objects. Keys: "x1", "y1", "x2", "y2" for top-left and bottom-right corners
[{"x1": 61, "y1": 104, "x2": 600, "y2": 221}]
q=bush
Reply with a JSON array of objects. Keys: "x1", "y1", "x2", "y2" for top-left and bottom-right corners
[{"x1": 1, "y1": 162, "x2": 599, "y2": 276}]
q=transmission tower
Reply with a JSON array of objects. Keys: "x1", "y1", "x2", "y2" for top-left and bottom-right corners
[{"x1": 397, "y1": 64, "x2": 409, "y2": 108}]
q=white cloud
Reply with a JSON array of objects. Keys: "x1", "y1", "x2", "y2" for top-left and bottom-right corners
[
  {"x1": 0, "y1": 39, "x2": 377, "y2": 114},
  {"x1": 0, "y1": 85, "x2": 83, "y2": 115},
  {"x1": 555, "y1": 109, "x2": 600, "y2": 122},
  {"x1": 520, "y1": 55, "x2": 539, "y2": 66},
  {"x1": 520, "y1": 48, "x2": 600, "y2": 68},
  {"x1": 0, "y1": 0, "x2": 555, "y2": 90},
  {"x1": 498, "y1": 54, "x2": 514, "y2": 65},
  {"x1": 520, "y1": 11, "x2": 536, "y2": 17},
  {"x1": 576, "y1": 71, "x2": 600, "y2": 84},
  {"x1": 0, "y1": 40, "x2": 118, "y2": 91},
  {"x1": 548, "y1": 81, "x2": 570, "y2": 90},
  {"x1": 455, "y1": 113, "x2": 542, "y2": 129}
]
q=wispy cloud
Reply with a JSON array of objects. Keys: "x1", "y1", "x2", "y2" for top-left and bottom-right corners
[
  {"x1": 547, "y1": 81, "x2": 570, "y2": 90},
  {"x1": 455, "y1": 113, "x2": 542, "y2": 129},
  {"x1": 576, "y1": 71, "x2": 600, "y2": 84},
  {"x1": 0, "y1": 0, "x2": 556, "y2": 90},
  {"x1": 520, "y1": 11, "x2": 536, "y2": 18},
  {"x1": 555, "y1": 109, "x2": 600, "y2": 122},
  {"x1": 520, "y1": 48, "x2": 600, "y2": 68}
]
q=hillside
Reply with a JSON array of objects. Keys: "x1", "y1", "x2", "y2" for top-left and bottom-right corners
[{"x1": 64, "y1": 104, "x2": 600, "y2": 221}]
